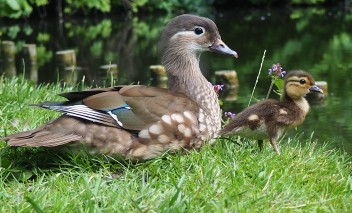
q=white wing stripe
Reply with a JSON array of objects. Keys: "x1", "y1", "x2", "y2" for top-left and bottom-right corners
[{"x1": 45, "y1": 105, "x2": 120, "y2": 127}]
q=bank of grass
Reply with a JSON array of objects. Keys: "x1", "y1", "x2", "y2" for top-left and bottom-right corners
[{"x1": 0, "y1": 76, "x2": 351, "y2": 212}]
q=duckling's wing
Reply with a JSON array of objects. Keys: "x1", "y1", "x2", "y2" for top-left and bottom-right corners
[
  {"x1": 276, "y1": 108, "x2": 303, "y2": 127},
  {"x1": 220, "y1": 100, "x2": 280, "y2": 136}
]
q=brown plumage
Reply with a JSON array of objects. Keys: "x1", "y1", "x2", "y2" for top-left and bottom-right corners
[
  {"x1": 220, "y1": 70, "x2": 323, "y2": 155},
  {"x1": 3, "y1": 14, "x2": 238, "y2": 161}
]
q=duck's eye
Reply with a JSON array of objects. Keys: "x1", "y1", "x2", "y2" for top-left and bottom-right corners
[
  {"x1": 299, "y1": 79, "x2": 306, "y2": 84},
  {"x1": 194, "y1": 27, "x2": 204, "y2": 35}
]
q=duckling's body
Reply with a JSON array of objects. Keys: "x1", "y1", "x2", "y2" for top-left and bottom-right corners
[
  {"x1": 3, "y1": 14, "x2": 238, "y2": 161},
  {"x1": 220, "y1": 70, "x2": 323, "y2": 154}
]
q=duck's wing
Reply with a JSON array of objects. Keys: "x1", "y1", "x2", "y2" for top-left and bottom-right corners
[{"x1": 79, "y1": 85, "x2": 198, "y2": 130}]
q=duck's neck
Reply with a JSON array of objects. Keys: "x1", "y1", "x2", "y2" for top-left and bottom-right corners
[
  {"x1": 282, "y1": 91, "x2": 310, "y2": 115},
  {"x1": 163, "y1": 51, "x2": 205, "y2": 92},
  {"x1": 162, "y1": 50, "x2": 221, "y2": 132}
]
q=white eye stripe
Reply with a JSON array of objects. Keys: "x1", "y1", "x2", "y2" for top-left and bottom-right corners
[
  {"x1": 171, "y1": 31, "x2": 196, "y2": 38},
  {"x1": 170, "y1": 26, "x2": 206, "y2": 39}
]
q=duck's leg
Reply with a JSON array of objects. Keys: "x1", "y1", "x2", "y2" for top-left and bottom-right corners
[
  {"x1": 257, "y1": 140, "x2": 264, "y2": 151},
  {"x1": 269, "y1": 137, "x2": 281, "y2": 155}
]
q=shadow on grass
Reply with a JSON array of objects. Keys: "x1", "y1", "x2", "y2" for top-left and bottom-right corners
[
  {"x1": 0, "y1": 145, "x2": 139, "y2": 182},
  {"x1": 0, "y1": 142, "x2": 194, "y2": 184}
]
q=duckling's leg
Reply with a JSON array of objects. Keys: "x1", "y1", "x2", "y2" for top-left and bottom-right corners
[
  {"x1": 258, "y1": 140, "x2": 264, "y2": 151},
  {"x1": 269, "y1": 137, "x2": 281, "y2": 155},
  {"x1": 267, "y1": 125, "x2": 281, "y2": 155}
]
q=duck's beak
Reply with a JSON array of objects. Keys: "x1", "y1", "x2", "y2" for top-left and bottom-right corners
[
  {"x1": 309, "y1": 85, "x2": 323, "y2": 93},
  {"x1": 209, "y1": 38, "x2": 238, "y2": 58}
]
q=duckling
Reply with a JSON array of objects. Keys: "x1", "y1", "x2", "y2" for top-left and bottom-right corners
[
  {"x1": 3, "y1": 14, "x2": 238, "y2": 161},
  {"x1": 219, "y1": 70, "x2": 323, "y2": 155}
]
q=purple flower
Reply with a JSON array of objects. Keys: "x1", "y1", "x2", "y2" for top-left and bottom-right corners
[
  {"x1": 280, "y1": 71, "x2": 286, "y2": 78},
  {"x1": 268, "y1": 69, "x2": 273, "y2": 75},
  {"x1": 209, "y1": 82, "x2": 224, "y2": 96},
  {"x1": 272, "y1": 64, "x2": 278, "y2": 71},
  {"x1": 213, "y1": 84, "x2": 224, "y2": 93},
  {"x1": 268, "y1": 63, "x2": 286, "y2": 79},
  {"x1": 224, "y1": 111, "x2": 236, "y2": 119}
]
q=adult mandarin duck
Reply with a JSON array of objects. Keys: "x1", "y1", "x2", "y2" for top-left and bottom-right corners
[
  {"x1": 220, "y1": 70, "x2": 323, "y2": 155},
  {"x1": 3, "y1": 14, "x2": 238, "y2": 161}
]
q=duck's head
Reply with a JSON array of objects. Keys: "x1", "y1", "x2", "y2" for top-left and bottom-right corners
[
  {"x1": 159, "y1": 14, "x2": 238, "y2": 60},
  {"x1": 284, "y1": 70, "x2": 323, "y2": 100}
]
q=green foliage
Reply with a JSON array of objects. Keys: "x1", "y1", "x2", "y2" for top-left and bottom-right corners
[
  {"x1": 29, "y1": 0, "x2": 48, "y2": 6},
  {"x1": 65, "y1": 20, "x2": 112, "y2": 43},
  {"x1": 6, "y1": 26, "x2": 21, "y2": 39},
  {"x1": 63, "y1": 19, "x2": 113, "y2": 61},
  {"x1": 22, "y1": 25, "x2": 33, "y2": 36},
  {"x1": 127, "y1": 0, "x2": 214, "y2": 14},
  {"x1": 36, "y1": 32, "x2": 50, "y2": 43},
  {"x1": 0, "y1": 0, "x2": 32, "y2": 18},
  {"x1": 128, "y1": 0, "x2": 148, "y2": 13},
  {"x1": 64, "y1": 0, "x2": 111, "y2": 14},
  {"x1": 0, "y1": 0, "x2": 339, "y2": 19},
  {"x1": 33, "y1": 33, "x2": 53, "y2": 67},
  {"x1": 0, "y1": 23, "x2": 53, "y2": 71},
  {"x1": 291, "y1": 0, "x2": 325, "y2": 5},
  {"x1": 0, "y1": 25, "x2": 31, "y2": 40},
  {"x1": 36, "y1": 45, "x2": 53, "y2": 67},
  {"x1": 273, "y1": 78, "x2": 284, "y2": 93},
  {"x1": 90, "y1": 41, "x2": 103, "y2": 58}
]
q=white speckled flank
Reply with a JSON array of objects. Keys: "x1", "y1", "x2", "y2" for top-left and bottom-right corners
[
  {"x1": 149, "y1": 124, "x2": 163, "y2": 135},
  {"x1": 161, "y1": 115, "x2": 172, "y2": 125},
  {"x1": 138, "y1": 129, "x2": 150, "y2": 139}
]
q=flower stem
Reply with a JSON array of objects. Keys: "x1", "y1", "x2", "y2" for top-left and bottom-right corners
[{"x1": 266, "y1": 79, "x2": 274, "y2": 99}]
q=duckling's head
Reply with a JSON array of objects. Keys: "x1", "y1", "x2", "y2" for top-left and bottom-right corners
[
  {"x1": 284, "y1": 70, "x2": 323, "y2": 100},
  {"x1": 159, "y1": 14, "x2": 238, "y2": 61}
]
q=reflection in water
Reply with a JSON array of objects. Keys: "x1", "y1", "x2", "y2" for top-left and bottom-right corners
[
  {"x1": 0, "y1": 8, "x2": 351, "y2": 153},
  {"x1": 21, "y1": 44, "x2": 39, "y2": 82},
  {"x1": 0, "y1": 41, "x2": 17, "y2": 77}
]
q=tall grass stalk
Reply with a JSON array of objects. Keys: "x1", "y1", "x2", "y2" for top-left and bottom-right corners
[{"x1": 248, "y1": 50, "x2": 266, "y2": 106}]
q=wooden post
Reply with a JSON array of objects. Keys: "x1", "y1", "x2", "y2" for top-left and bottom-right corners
[
  {"x1": 22, "y1": 44, "x2": 38, "y2": 83},
  {"x1": 215, "y1": 70, "x2": 239, "y2": 88},
  {"x1": 221, "y1": 86, "x2": 239, "y2": 101},
  {"x1": 315, "y1": 81, "x2": 328, "y2": 94},
  {"x1": 98, "y1": 64, "x2": 118, "y2": 86},
  {"x1": 55, "y1": 50, "x2": 78, "y2": 85},
  {"x1": 215, "y1": 70, "x2": 239, "y2": 101},
  {"x1": 306, "y1": 81, "x2": 328, "y2": 105},
  {"x1": 0, "y1": 41, "x2": 17, "y2": 77},
  {"x1": 149, "y1": 65, "x2": 167, "y2": 88}
]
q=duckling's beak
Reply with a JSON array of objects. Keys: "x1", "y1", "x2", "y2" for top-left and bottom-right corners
[
  {"x1": 309, "y1": 85, "x2": 323, "y2": 93},
  {"x1": 209, "y1": 39, "x2": 238, "y2": 58}
]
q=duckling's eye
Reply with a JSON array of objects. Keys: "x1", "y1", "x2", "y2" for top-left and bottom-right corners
[
  {"x1": 194, "y1": 27, "x2": 204, "y2": 35},
  {"x1": 299, "y1": 79, "x2": 306, "y2": 84}
]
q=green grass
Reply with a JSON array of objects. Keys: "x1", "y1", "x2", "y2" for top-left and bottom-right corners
[{"x1": 1, "y1": 77, "x2": 351, "y2": 212}]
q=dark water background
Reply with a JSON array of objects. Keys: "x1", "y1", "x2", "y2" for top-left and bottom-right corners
[{"x1": 1, "y1": 7, "x2": 351, "y2": 153}]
